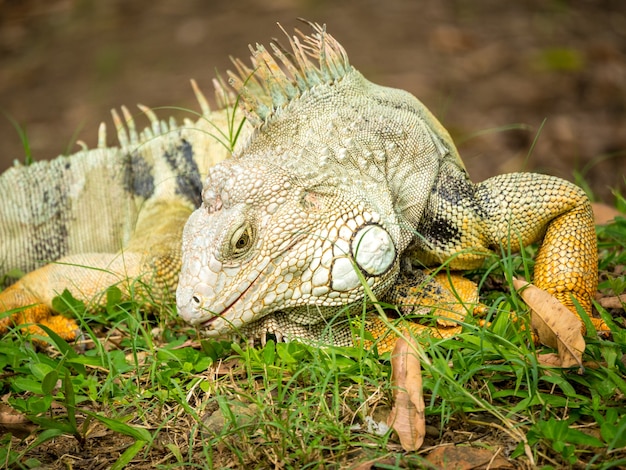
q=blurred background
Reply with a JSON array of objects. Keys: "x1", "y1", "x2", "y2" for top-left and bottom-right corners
[{"x1": 0, "y1": 0, "x2": 624, "y2": 202}]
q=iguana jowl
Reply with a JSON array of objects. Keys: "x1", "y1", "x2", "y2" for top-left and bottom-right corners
[
  {"x1": 176, "y1": 24, "x2": 604, "y2": 351},
  {"x1": 0, "y1": 23, "x2": 605, "y2": 350}
]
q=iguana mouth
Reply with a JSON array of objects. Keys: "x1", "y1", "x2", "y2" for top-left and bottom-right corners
[
  {"x1": 200, "y1": 315, "x2": 220, "y2": 327},
  {"x1": 199, "y1": 240, "x2": 302, "y2": 332},
  {"x1": 200, "y1": 285, "x2": 255, "y2": 329},
  {"x1": 199, "y1": 266, "x2": 268, "y2": 331}
]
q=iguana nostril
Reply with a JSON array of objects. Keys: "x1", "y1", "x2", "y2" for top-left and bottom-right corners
[{"x1": 192, "y1": 295, "x2": 201, "y2": 305}]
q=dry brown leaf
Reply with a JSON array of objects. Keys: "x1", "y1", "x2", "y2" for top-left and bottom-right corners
[
  {"x1": 591, "y1": 202, "x2": 622, "y2": 225},
  {"x1": 349, "y1": 456, "x2": 405, "y2": 470},
  {"x1": 0, "y1": 403, "x2": 36, "y2": 438},
  {"x1": 214, "y1": 358, "x2": 245, "y2": 376},
  {"x1": 513, "y1": 279, "x2": 585, "y2": 372},
  {"x1": 599, "y1": 294, "x2": 626, "y2": 310},
  {"x1": 536, "y1": 353, "x2": 564, "y2": 367},
  {"x1": 387, "y1": 336, "x2": 425, "y2": 451},
  {"x1": 426, "y1": 445, "x2": 514, "y2": 470}
]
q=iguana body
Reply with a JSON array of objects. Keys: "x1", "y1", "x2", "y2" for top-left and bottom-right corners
[{"x1": 1, "y1": 24, "x2": 604, "y2": 351}]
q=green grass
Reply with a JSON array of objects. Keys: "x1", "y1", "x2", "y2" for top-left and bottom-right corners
[{"x1": 1, "y1": 202, "x2": 626, "y2": 469}]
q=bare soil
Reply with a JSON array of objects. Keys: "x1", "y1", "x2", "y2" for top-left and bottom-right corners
[{"x1": 1, "y1": 0, "x2": 625, "y2": 201}]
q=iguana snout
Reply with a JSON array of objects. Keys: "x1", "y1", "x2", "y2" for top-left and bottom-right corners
[{"x1": 176, "y1": 159, "x2": 401, "y2": 338}]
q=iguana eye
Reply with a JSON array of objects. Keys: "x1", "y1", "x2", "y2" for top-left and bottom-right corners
[
  {"x1": 235, "y1": 233, "x2": 249, "y2": 250},
  {"x1": 230, "y1": 223, "x2": 255, "y2": 259}
]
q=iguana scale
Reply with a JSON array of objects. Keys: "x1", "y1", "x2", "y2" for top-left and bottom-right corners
[{"x1": 1, "y1": 23, "x2": 606, "y2": 351}]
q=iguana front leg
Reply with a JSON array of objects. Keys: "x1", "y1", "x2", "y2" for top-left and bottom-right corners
[
  {"x1": 476, "y1": 172, "x2": 603, "y2": 331},
  {"x1": 0, "y1": 252, "x2": 145, "y2": 340},
  {"x1": 411, "y1": 159, "x2": 604, "y2": 334},
  {"x1": 0, "y1": 202, "x2": 191, "y2": 342}
]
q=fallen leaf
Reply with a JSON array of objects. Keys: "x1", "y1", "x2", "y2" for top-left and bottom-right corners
[
  {"x1": 349, "y1": 456, "x2": 406, "y2": 470},
  {"x1": 0, "y1": 403, "x2": 36, "y2": 438},
  {"x1": 426, "y1": 445, "x2": 514, "y2": 469},
  {"x1": 214, "y1": 358, "x2": 245, "y2": 377},
  {"x1": 387, "y1": 336, "x2": 425, "y2": 451},
  {"x1": 599, "y1": 294, "x2": 626, "y2": 310},
  {"x1": 591, "y1": 202, "x2": 622, "y2": 225},
  {"x1": 536, "y1": 353, "x2": 564, "y2": 367},
  {"x1": 201, "y1": 401, "x2": 260, "y2": 437},
  {"x1": 513, "y1": 279, "x2": 585, "y2": 372}
]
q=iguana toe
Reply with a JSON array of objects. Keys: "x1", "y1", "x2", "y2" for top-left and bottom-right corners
[{"x1": 0, "y1": 283, "x2": 79, "y2": 343}]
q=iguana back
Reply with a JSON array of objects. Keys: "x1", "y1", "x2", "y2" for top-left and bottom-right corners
[
  {"x1": 0, "y1": 101, "x2": 245, "y2": 281},
  {"x1": 1, "y1": 148, "x2": 139, "y2": 278}
]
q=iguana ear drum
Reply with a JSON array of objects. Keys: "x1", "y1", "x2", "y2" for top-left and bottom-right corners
[
  {"x1": 351, "y1": 224, "x2": 396, "y2": 276},
  {"x1": 330, "y1": 223, "x2": 396, "y2": 293}
]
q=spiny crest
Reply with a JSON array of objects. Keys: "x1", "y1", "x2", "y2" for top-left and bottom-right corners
[
  {"x1": 227, "y1": 22, "x2": 352, "y2": 126},
  {"x1": 97, "y1": 79, "x2": 217, "y2": 151}
]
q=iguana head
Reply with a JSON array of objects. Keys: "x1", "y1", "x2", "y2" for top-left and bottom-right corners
[
  {"x1": 176, "y1": 157, "x2": 400, "y2": 335},
  {"x1": 177, "y1": 22, "x2": 460, "y2": 340}
]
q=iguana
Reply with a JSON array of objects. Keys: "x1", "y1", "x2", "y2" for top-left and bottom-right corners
[{"x1": 0, "y1": 23, "x2": 606, "y2": 352}]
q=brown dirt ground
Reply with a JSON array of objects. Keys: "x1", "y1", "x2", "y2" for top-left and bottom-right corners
[{"x1": 0, "y1": 0, "x2": 625, "y2": 202}]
